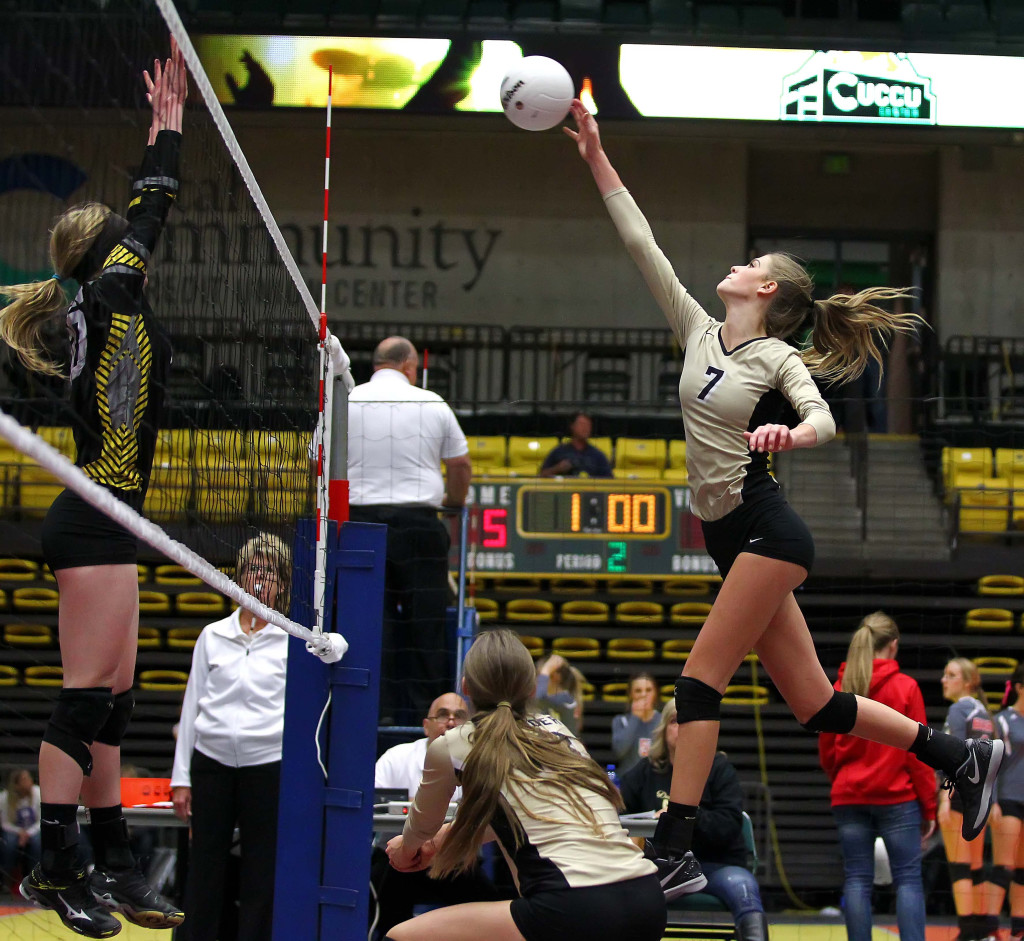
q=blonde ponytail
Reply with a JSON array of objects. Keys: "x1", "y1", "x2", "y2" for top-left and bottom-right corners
[
  {"x1": 0, "y1": 202, "x2": 110, "y2": 376},
  {"x1": 841, "y1": 611, "x2": 900, "y2": 697}
]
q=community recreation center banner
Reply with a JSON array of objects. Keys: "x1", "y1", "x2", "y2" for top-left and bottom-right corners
[{"x1": 193, "y1": 34, "x2": 1024, "y2": 129}]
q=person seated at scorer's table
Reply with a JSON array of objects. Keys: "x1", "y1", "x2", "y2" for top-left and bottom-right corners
[
  {"x1": 539, "y1": 411, "x2": 613, "y2": 478},
  {"x1": 170, "y1": 533, "x2": 292, "y2": 941},
  {"x1": 619, "y1": 700, "x2": 768, "y2": 941},
  {"x1": 0, "y1": 769, "x2": 41, "y2": 890},
  {"x1": 372, "y1": 692, "x2": 510, "y2": 939},
  {"x1": 612, "y1": 673, "x2": 661, "y2": 777},
  {"x1": 385, "y1": 628, "x2": 667, "y2": 941}
]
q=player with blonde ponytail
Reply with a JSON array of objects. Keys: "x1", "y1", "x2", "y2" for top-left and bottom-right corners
[
  {"x1": 384, "y1": 628, "x2": 666, "y2": 941},
  {"x1": 565, "y1": 96, "x2": 1001, "y2": 903}
]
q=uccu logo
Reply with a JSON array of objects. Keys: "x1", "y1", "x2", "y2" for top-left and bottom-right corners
[{"x1": 781, "y1": 51, "x2": 936, "y2": 125}]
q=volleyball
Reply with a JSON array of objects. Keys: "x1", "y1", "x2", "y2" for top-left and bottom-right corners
[{"x1": 499, "y1": 56, "x2": 575, "y2": 131}]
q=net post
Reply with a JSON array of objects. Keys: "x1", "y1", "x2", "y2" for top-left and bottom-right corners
[{"x1": 273, "y1": 518, "x2": 386, "y2": 941}]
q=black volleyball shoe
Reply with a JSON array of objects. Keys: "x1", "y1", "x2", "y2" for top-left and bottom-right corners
[
  {"x1": 643, "y1": 845, "x2": 709, "y2": 901},
  {"x1": 88, "y1": 864, "x2": 185, "y2": 929},
  {"x1": 950, "y1": 737, "x2": 1004, "y2": 842},
  {"x1": 20, "y1": 865, "x2": 122, "y2": 938}
]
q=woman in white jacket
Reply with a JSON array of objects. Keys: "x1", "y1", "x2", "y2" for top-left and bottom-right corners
[{"x1": 170, "y1": 533, "x2": 292, "y2": 941}]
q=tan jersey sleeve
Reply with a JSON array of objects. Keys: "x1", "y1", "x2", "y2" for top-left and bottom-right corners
[
  {"x1": 776, "y1": 353, "x2": 837, "y2": 445},
  {"x1": 402, "y1": 735, "x2": 458, "y2": 848},
  {"x1": 603, "y1": 187, "x2": 715, "y2": 348}
]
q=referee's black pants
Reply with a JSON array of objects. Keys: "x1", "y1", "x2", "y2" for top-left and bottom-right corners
[
  {"x1": 348, "y1": 504, "x2": 452, "y2": 726},
  {"x1": 178, "y1": 750, "x2": 281, "y2": 941}
]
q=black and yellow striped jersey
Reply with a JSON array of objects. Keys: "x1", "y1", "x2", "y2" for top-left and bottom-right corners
[{"x1": 66, "y1": 130, "x2": 178, "y2": 506}]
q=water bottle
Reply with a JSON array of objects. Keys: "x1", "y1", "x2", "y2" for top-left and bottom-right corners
[{"x1": 606, "y1": 763, "x2": 620, "y2": 788}]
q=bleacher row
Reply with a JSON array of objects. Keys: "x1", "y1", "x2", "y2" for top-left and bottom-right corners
[{"x1": 942, "y1": 446, "x2": 1024, "y2": 533}]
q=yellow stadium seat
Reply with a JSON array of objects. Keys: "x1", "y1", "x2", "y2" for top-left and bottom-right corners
[
  {"x1": 466, "y1": 436, "x2": 507, "y2": 469},
  {"x1": 517, "y1": 635, "x2": 544, "y2": 658},
  {"x1": 167, "y1": 627, "x2": 201, "y2": 650},
  {"x1": 138, "y1": 670, "x2": 189, "y2": 691},
  {"x1": 665, "y1": 576, "x2": 718, "y2": 596},
  {"x1": 607, "y1": 637, "x2": 655, "y2": 660},
  {"x1": 41, "y1": 565, "x2": 55, "y2": 583},
  {"x1": 505, "y1": 599, "x2": 555, "y2": 623},
  {"x1": 670, "y1": 602, "x2": 713, "y2": 626},
  {"x1": 663, "y1": 638, "x2": 695, "y2": 661},
  {"x1": 615, "y1": 601, "x2": 663, "y2": 623},
  {"x1": 137, "y1": 565, "x2": 151, "y2": 584},
  {"x1": 943, "y1": 447, "x2": 994, "y2": 489},
  {"x1": 145, "y1": 430, "x2": 193, "y2": 520},
  {"x1": 137, "y1": 626, "x2": 162, "y2": 650},
  {"x1": 959, "y1": 485, "x2": 1012, "y2": 532},
  {"x1": 154, "y1": 564, "x2": 201, "y2": 586},
  {"x1": 722, "y1": 684, "x2": 770, "y2": 705},
  {"x1": 662, "y1": 468, "x2": 689, "y2": 483},
  {"x1": 24, "y1": 665, "x2": 63, "y2": 687},
  {"x1": 552, "y1": 636, "x2": 601, "y2": 659},
  {"x1": 972, "y1": 656, "x2": 1017, "y2": 675},
  {"x1": 590, "y1": 437, "x2": 613, "y2": 464},
  {"x1": 550, "y1": 578, "x2": 598, "y2": 595},
  {"x1": 984, "y1": 691, "x2": 1005, "y2": 712},
  {"x1": 193, "y1": 429, "x2": 253, "y2": 521},
  {"x1": 12, "y1": 587, "x2": 59, "y2": 612},
  {"x1": 504, "y1": 464, "x2": 544, "y2": 478},
  {"x1": 0, "y1": 558, "x2": 39, "y2": 581},
  {"x1": 4, "y1": 624, "x2": 52, "y2": 647},
  {"x1": 965, "y1": 608, "x2": 1014, "y2": 631},
  {"x1": 978, "y1": 575, "x2": 1024, "y2": 596},
  {"x1": 493, "y1": 577, "x2": 543, "y2": 593},
  {"x1": 471, "y1": 598, "x2": 499, "y2": 622},
  {"x1": 668, "y1": 440, "x2": 687, "y2": 470},
  {"x1": 507, "y1": 437, "x2": 559, "y2": 473},
  {"x1": 138, "y1": 591, "x2": 172, "y2": 615},
  {"x1": 615, "y1": 438, "x2": 667, "y2": 478},
  {"x1": 560, "y1": 600, "x2": 610, "y2": 624},
  {"x1": 475, "y1": 466, "x2": 514, "y2": 478},
  {"x1": 0, "y1": 588, "x2": 5, "y2": 609},
  {"x1": 995, "y1": 449, "x2": 1024, "y2": 483},
  {"x1": 608, "y1": 578, "x2": 654, "y2": 595},
  {"x1": 579, "y1": 681, "x2": 596, "y2": 702},
  {"x1": 659, "y1": 683, "x2": 675, "y2": 701},
  {"x1": 602, "y1": 682, "x2": 630, "y2": 702},
  {"x1": 0, "y1": 665, "x2": 18, "y2": 687},
  {"x1": 176, "y1": 592, "x2": 225, "y2": 616},
  {"x1": 16, "y1": 463, "x2": 63, "y2": 516}
]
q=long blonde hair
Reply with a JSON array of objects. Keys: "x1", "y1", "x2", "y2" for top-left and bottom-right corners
[
  {"x1": 0, "y1": 203, "x2": 112, "y2": 375},
  {"x1": 841, "y1": 611, "x2": 900, "y2": 697},
  {"x1": 648, "y1": 699, "x2": 677, "y2": 773},
  {"x1": 762, "y1": 253, "x2": 923, "y2": 384},
  {"x1": 946, "y1": 657, "x2": 983, "y2": 698},
  {"x1": 431, "y1": 629, "x2": 621, "y2": 878}
]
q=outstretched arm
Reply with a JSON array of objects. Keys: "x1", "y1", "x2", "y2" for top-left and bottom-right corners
[
  {"x1": 144, "y1": 36, "x2": 187, "y2": 144},
  {"x1": 563, "y1": 99, "x2": 623, "y2": 196}
]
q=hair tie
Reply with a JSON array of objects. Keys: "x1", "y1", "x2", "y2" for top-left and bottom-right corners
[
  {"x1": 51, "y1": 274, "x2": 67, "y2": 284},
  {"x1": 807, "y1": 296, "x2": 816, "y2": 311},
  {"x1": 496, "y1": 701, "x2": 512, "y2": 710}
]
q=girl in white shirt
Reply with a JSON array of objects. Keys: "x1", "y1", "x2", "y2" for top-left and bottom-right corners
[
  {"x1": 170, "y1": 533, "x2": 291, "y2": 941},
  {"x1": 0, "y1": 769, "x2": 41, "y2": 882}
]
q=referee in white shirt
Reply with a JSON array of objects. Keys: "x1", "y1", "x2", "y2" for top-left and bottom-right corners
[
  {"x1": 347, "y1": 336, "x2": 472, "y2": 726},
  {"x1": 170, "y1": 534, "x2": 292, "y2": 941}
]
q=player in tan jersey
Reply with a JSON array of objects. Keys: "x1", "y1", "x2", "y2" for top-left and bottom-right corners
[
  {"x1": 566, "y1": 99, "x2": 1004, "y2": 902},
  {"x1": 384, "y1": 629, "x2": 665, "y2": 941}
]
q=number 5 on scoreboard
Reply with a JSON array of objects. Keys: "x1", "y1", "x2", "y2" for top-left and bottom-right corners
[{"x1": 698, "y1": 366, "x2": 725, "y2": 401}]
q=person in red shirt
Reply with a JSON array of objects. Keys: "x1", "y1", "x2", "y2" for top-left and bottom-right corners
[{"x1": 819, "y1": 612, "x2": 937, "y2": 941}]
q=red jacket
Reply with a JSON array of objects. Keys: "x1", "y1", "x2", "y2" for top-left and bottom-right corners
[{"x1": 818, "y1": 659, "x2": 937, "y2": 820}]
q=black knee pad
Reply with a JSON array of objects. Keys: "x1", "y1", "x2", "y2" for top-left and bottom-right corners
[
  {"x1": 43, "y1": 686, "x2": 114, "y2": 775},
  {"x1": 992, "y1": 866, "x2": 1013, "y2": 890},
  {"x1": 948, "y1": 862, "x2": 972, "y2": 883},
  {"x1": 800, "y1": 690, "x2": 858, "y2": 734},
  {"x1": 675, "y1": 676, "x2": 723, "y2": 724},
  {"x1": 94, "y1": 690, "x2": 135, "y2": 747},
  {"x1": 972, "y1": 867, "x2": 986, "y2": 886},
  {"x1": 1014, "y1": 868, "x2": 1024, "y2": 887}
]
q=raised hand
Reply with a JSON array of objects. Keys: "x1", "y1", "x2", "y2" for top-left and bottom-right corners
[
  {"x1": 144, "y1": 36, "x2": 187, "y2": 141},
  {"x1": 562, "y1": 98, "x2": 602, "y2": 162}
]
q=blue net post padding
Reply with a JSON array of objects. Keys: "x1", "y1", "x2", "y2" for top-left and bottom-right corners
[{"x1": 273, "y1": 518, "x2": 387, "y2": 941}]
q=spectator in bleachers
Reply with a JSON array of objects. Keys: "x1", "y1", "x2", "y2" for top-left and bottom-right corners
[
  {"x1": 170, "y1": 532, "x2": 292, "y2": 941},
  {"x1": 566, "y1": 99, "x2": 999, "y2": 903},
  {"x1": 992, "y1": 663, "x2": 1024, "y2": 941},
  {"x1": 539, "y1": 411, "x2": 613, "y2": 478},
  {"x1": 535, "y1": 652, "x2": 586, "y2": 736},
  {"x1": 611, "y1": 673, "x2": 661, "y2": 776},
  {"x1": 939, "y1": 658, "x2": 996, "y2": 941},
  {"x1": 0, "y1": 769, "x2": 41, "y2": 889},
  {"x1": 818, "y1": 612, "x2": 936, "y2": 941},
  {"x1": 619, "y1": 700, "x2": 767, "y2": 941},
  {"x1": 372, "y1": 692, "x2": 509, "y2": 938}
]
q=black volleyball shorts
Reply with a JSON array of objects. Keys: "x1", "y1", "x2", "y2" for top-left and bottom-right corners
[
  {"x1": 701, "y1": 493, "x2": 815, "y2": 577},
  {"x1": 510, "y1": 873, "x2": 666, "y2": 941},
  {"x1": 41, "y1": 488, "x2": 139, "y2": 571}
]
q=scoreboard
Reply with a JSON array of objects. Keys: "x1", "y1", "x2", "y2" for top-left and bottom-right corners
[{"x1": 454, "y1": 480, "x2": 717, "y2": 578}]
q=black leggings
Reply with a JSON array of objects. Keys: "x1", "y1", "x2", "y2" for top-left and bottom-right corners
[{"x1": 179, "y1": 750, "x2": 281, "y2": 941}]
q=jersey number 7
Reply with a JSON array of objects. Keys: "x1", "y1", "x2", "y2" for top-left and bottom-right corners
[{"x1": 698, "y1": 366, "x2": 725, "y2": 401}]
